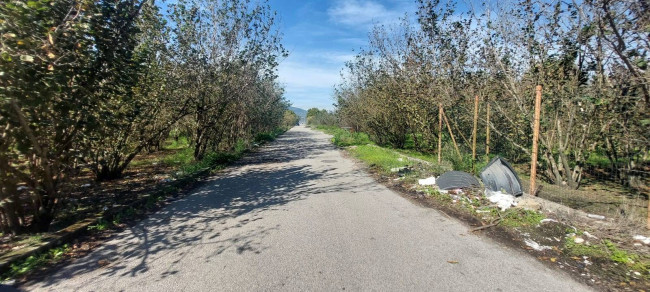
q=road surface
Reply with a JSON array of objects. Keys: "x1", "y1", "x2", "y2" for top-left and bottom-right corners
[{"x1": 25, "y1": 126, "x2": 590, "y2": 291}]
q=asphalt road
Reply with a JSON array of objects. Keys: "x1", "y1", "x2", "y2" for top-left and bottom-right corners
[{"x1": 24, "y1": 126, "x2": 590, "y2": 291}]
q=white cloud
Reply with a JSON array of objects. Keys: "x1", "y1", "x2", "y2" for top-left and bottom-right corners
[
  {"x1": 327, "y1": 0, "x2": 402, "y2": 28},
  {"x1": 305, "y1": 51, "x2": 356, "y2": 64},
  {"x1": 278, "y1": 61, "x2": 341, "y2": 89},
  {"x1": 276, "y1": 55, "x2": 350, "y2": 111}
]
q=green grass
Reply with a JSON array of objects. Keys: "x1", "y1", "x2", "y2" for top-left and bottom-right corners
[
  {"x1": 603, "y1": 240, "x2": 636, "y2": 264},
  {"x1": 348, "y1": 145, "x2": 412, "y2": 172},
  {"x1": 162, "y1": 147, "x2": 194, "y2": 167},
  {"x1": 162, "y1": 129, "x2": 286, "y2": 171},
  {"x1": 25, "y1": 235, "x2": 43, "y2": 246},
  {"x1": 443, "y1": 148, "x2": 492, "y2": 175},
  {"x1": 164, "y1": 136, "x2": 190, "y2": 150},
  {"x1": 87, "y1": 218, "x2": 109, "y2": 231},
  {"x1": 175, "y1": 150, "x2": 244, "y2": 178},
  {"x1": 315, "y1": 125, "x2": 372, "y2": 147},
  {"x1": 499, "y1": 209, "x2": 545, "y2": 227},
  {"x1": 3, "y1": 244, "x2": 70, "y2": 280},
  {"x1": 423, "y1": 187, "x2": 454, "y2": 204},
  {"x1": 564, "y1": 239, "x2": 609, "y2": 258},
  {"x1": 564, "y1": 238, "x2": 649, "y2": 278},
  {"x1": 255, "y1": 128, "x2": 286, "y2": 143}
]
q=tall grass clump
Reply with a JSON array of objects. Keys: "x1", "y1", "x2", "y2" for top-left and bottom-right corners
[{"x1": 316, "y1": 126, "x2": 371, "y2": 147}]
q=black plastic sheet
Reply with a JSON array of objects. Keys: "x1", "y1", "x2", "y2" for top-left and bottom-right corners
[
  {"x1": 436, "y1": 171, "x2": 480, "y2": 190},
  {"x1": 480, "y1": 157, "x2": 523, "y2": 196}
]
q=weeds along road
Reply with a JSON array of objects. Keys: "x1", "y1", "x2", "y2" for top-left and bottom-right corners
[{"x1": 25, "y1": 126, "x2": 590, "y2": 292}]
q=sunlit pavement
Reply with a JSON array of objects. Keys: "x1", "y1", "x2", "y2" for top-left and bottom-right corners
[{"x1": 24, "y1": 126, "x2": 590, "y2": 292}]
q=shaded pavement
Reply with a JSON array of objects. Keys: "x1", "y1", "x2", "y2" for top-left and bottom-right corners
[{"x1": 24, "y1": 126, "x2": 590, "y2": 291}]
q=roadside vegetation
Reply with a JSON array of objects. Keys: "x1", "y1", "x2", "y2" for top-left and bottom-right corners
[
  {"x1": 0, "y1": 0, "x2": 292, "y2": 236},
  {"x1": 316, "y1": 124, "x2": 650, "y2": 289},
  {"x1": 0, "y1": 125, "x2": 288, "y2": 282},
  {"x1": 0, "y1": 0, "x2": 300, "y2": 279},
  {"x1": 330, "y1": 0, "x2": 649, "y2": 232}
]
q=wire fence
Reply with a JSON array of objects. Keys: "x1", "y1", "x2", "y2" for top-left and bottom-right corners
[{"x1": 490, "y1": 86, "x2": 650, "y2": 230}]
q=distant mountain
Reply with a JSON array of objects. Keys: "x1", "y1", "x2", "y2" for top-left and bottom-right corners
[{"x1": 289, "y1": 106, "x2": 307, "y2": 124}]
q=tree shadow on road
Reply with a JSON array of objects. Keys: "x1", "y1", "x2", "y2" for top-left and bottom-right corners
[
  {"x1": 28, "y1": 128, "x2": 379, "y2": 290},
  {"x1": 237, "y1": 127, "x2": 334, "y2": 166}
]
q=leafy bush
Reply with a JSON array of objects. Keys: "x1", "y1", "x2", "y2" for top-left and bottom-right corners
[
  {"x1": 87, "y1": 219, "x2": 109, "y2": 231},
  {"x1": 349, "y1": 145, "x2": 411, "y2": 172},
  {"x1": 255, "y1": 128, "x2": 285, "y2": 143},
  {"x1": 5, "y1": 244, "x2": 70, "y2": 280},
  {"x1": 316, "y1": 126, "x2": 371, "y2": 147}
]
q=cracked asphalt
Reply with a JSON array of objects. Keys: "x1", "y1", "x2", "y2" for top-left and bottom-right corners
[{"x1": 23, "y1": 126, "x2": 590, "y2": 291}]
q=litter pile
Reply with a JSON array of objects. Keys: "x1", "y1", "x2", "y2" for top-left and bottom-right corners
[{"x1": 418, "y1": 157, "x2": 524, "y2": 210}]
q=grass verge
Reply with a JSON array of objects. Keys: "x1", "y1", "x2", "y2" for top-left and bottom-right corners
[
  {"x1": 1, "y1": 128, "x2": 288, "y2": 283},
  {"x1": 3, "y1": 245, "x2": 70, "y2": 281},
  {"x1": 315, "y1": 125, "x2": 372, "y2": 147},
  {"x1": 341, "y1": 138, "x2": 649, "y2": 290},
  {"x1": 348, "y1": 145, "x2": 413, "y2": 173}
]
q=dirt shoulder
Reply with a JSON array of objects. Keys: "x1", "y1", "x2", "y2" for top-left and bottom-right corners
[{"x1": 341, "y1": 149, "x2": 650, "y2": 292}]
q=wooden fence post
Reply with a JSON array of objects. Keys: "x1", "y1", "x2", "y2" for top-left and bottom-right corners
[
  {"x1": 438, "y1": 103, "x2": 442, "y2": 163},
  {"x1": 485, "y1": 101, "x2": 490, "y2": 156},
  {"x1": 530, "y1": 85, "x2": 542, "y2": 196},
  {"x1": 441, "y1": 108, "x2": 462, "y2": 159},
  {"x1": 472, "y1": 95, "x2": 479, "y2": 163}
]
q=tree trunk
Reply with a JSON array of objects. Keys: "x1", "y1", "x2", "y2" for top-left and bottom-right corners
[
  {"x1": 559, "y1": 152, "x2": 580, "y2": 189},
  {"x1": 31, "y1": 211, "x2": 53, "y2": 233},
  {"x1": 0, "y1": 199, "x2": 23, "y2": 235}
]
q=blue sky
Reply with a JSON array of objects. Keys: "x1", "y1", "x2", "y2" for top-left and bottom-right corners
[{"x1": 268, "y1": 0, "x2": 419, "y2": 111}]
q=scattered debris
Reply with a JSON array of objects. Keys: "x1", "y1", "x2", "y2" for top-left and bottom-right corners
[
  {"x1": 485, "y1": 190, "x2": 516, "y2": 211},
  {"x1": 447, "y1": 260, "x2": 459, "y2": 264},
  {"x1": 480, "y1": 157, "x2": 523, "y2": 196},
  {"x1": 470, "y1": 219, "x2": 502, "y2": 232},
  {"x1": 574, "y1": 237, "x2": 585, "y2": 244},
  {"x1": 583, "y1": 232, "x2": 598, "y2": 240},
  {"x1": 540, "y1": 218, "x2": 558, "y2": 224},
  {"x1": 586, "y1": 214, "x2": 606, "y2": 220},
  {"x1": 448, "y1": 188, "x2": 464, "y2": 195},
  {"x1": 436, "y1": 171, "x2": 480, "y2": 190},
  {"x1": 515, "y1": 196, "x2": 542, "y2": 211},
  {"x1": 524, "y1": 238, "x2": 552, "y2": 251},
  {"x1": 418, "y1": 177, "x2": 436, "y2": 186},
  {"x1": 16, "y1": 186, "x2": 28, "y2": 191},
  {"x1": 633, "y1": 235, "x2": 650, "y2": 245},
  {"x1": 81, "y1": 184, "x2": 92, "y2": 188}
]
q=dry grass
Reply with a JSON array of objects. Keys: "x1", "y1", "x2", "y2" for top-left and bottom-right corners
[{"x1": 513, "y1": 164, "x2": 649, "y2": 234}]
